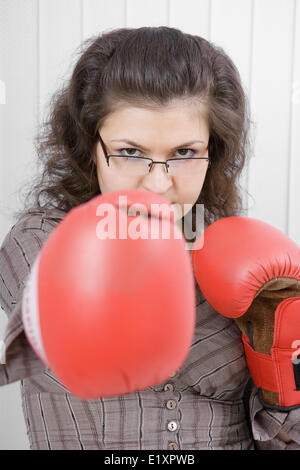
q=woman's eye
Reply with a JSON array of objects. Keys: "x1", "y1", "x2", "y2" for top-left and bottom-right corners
[
  {"x1": 118, "y1": 148, "x2": 140, "y2": 157},
  {"x1": 175, "y1": 149, "x2": 196, "y2": 158},
  {"x1": 117, "y1": 147, "x2": 196, "y2": 158}
]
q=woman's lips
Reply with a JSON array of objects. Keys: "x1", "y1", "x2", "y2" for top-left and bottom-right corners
[{"x1": 124, "y1": 201, "x2": 178, "y2": 221}]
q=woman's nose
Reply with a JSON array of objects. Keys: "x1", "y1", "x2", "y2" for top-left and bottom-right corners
[{"x1": 141, "y1": 162, "x2": 173, "y2": 194}]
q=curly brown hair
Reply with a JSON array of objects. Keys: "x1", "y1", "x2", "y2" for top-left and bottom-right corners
[{"x1": 14, "y1": 26, "x2": 253, "y2": 227}]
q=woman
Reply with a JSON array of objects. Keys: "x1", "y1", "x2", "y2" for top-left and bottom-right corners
[{"x1": 0, "y1": 26, "x2": 298, "y2": 450}]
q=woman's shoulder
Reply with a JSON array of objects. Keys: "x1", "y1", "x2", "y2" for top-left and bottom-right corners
[
  {"x1": 12, "y1": 207, "x2": 67, "y2": 233},
  {"x1": 1, "y1": 207, "x2": 67, "y2": 254},
  {"x1": 18, "y1": 206, "x2": 67, "y2": 223}
]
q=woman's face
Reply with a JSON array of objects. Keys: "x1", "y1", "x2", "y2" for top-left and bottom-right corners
[{"x1": 93, "y1": 99, "x2": 209, "y2": 221}]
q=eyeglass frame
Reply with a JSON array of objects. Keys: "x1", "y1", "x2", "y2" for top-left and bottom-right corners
[{"x1": 97, "y1": 131, "x2": 210, "y2": 174}]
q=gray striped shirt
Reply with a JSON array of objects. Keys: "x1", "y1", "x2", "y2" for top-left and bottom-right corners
[{"x1": 1, "y1": 209, "x2": 300, "y2": 450}]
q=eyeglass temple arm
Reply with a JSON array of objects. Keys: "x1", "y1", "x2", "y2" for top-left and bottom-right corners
[{"x1": 98, "y1": 131, "x2": 110, "y2": 163}]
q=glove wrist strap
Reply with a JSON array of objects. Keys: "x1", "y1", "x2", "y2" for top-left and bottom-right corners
[{"x1": 242, "y1": 333, "x2": 300, "y2": 408}]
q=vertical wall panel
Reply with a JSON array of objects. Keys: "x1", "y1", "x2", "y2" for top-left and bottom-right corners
[
  {"x1": 0, "y1": 0, "x2": 38, "y2": 450},
  {"x1": 83, "y1": 0, "x2": 125, "y2": 39},
  {"x1": 169, "y1": 0, "x2": 210, "y2": 37},
  {"x1": 288, "y1": 0, "x2": 300, "y2": 244},
  {"x1": 126, "y1": 0, "x2": 169, "y2": 27},
  {"x1": 211, "y1": 0, "x2": 253, "y2": 83},
  {"x1": 39, "y1": 0, "x2": 82, "y2": 124},
  {"x1": 247, "y1": 0, "x2": 295, "y2": 232},
  {"x1": 0, "y1": 0, "x2": 39, "y2": 237},
  {"x1": 210, "y1": 0, "x2": 253, "y2": 215}
]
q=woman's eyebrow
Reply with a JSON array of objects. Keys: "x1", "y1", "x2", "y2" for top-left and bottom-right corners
[{"x1": 110, "y1": 139, "x2": 205, "y2": 151}]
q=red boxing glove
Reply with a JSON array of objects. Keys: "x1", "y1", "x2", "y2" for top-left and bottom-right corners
[
  {"x1": 22, "y1": 189, "x2": 196, "y2": 399},
  {"x1": 192, "y1": 216, "x2": 300, "y2": 410}
]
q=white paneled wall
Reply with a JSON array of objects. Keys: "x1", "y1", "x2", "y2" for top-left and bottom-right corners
[
  {"x1": 0, "y1": 0, "x2": 299, "y2": 450},
  {"x1": 169, "y1": 0, "x2": 210, "y2": 37},
  {"x1": 39, "y1": 0, "x2": 82, "y2": 119},
  {"x1": 127, "y1": 0, "x2": 169, "y2": 26},
  {"x1": 83, "y1": 0, "x2": 126, "y2": 38},
  {"x1": 210, "y1": 0, "x2": 254, "y2": 214},
  {"x1": 248, "y1": 0, "x2": 296, "y2": 233},
  {"x1": 0, "y1": 0, "x2": 39, "y2": 232},
  {"x1": 289, "y1": 0, "x2": 300, "y2": 243}
]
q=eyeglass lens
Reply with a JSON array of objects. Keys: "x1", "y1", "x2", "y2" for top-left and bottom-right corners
[{"x1": 107, "y1": 156, "x2": 208, "y2": 177}]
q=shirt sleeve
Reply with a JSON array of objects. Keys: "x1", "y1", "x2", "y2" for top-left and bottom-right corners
[
  {"x1": 249, "y1": 384, "x2": 300, "y2": 449},
  {"x1": 0, "y1": 211, "x2": 62, "y2": 385}
]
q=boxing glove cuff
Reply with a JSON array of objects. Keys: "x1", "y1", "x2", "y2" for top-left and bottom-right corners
[{"x1": 243, "y1": 297, "x2": 300, "y2": 410}]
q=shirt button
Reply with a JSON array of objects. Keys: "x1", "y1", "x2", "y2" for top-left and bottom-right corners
[
  {"x1": 164, "y1": 383, "x2": 174, "y2": 392},
  {"x1": 168, "y1": 442, "x2": 179, "y2": 450},
  {"x1": 167, "y1": 420, "x2": 179, "y2": 432},
  {"x1": 166, "y1": 399, "x2": 177, "y2": 410}
]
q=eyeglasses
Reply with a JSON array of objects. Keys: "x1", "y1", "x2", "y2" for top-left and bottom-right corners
[{"x1": 98, "y1": 132, "x2": 209, "y2": 178}]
